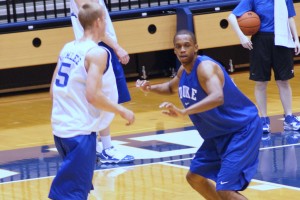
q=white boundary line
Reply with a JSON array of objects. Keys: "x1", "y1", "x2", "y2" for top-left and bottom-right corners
[
  {"x1": 260, "y1": 143, "x2": 300, "y2": 150},
  {"x1": 0, "y1": 162, "x2": 164, "y2": 185},
  {"x1": 251, "y1": 179, "x2": 300, "y2": 191},
  {"x1": 1, "y1": 157, "x2": 300, "y2": 192}
]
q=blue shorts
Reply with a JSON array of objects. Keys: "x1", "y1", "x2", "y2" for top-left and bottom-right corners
[
  {"x1": 49, "y1": 133, "x2": 96, "y2": 200},
  {"x1": 99, "y1": 42, "x2": 131, "y2": 104},
  {"x1": 190, "y1": 117, "x2": 262, "y2": 191}
]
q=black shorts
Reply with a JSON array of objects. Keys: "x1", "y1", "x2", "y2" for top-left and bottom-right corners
[{"x1": 249, "y1": 32, "x2": 294, "y2": 81}]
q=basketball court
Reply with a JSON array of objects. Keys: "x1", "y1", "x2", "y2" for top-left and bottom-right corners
[{"x1": 1, "y1": 66, "x2": 300, "y2": 199}]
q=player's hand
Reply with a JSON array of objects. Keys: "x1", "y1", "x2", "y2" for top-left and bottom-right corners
[
  {"x1": 120, "y1": 107, "x2": 135, "y2": 126},
  {"x1": 136, "y1": 79, "x2": 151, "y2": 93},
  {"x1": 159, "y1": 102, "x2": 184, "y2": 118},
  {"x1": 115, "y1": 47, "x2": 130, "y2": 65},
  {"x1": 240, "y1": 35, "x2": 253, "y2": 50}
]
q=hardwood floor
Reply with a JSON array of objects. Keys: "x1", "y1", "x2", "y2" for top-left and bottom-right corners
[{"x1": 1, "y1": 64, "x2": 300, "y2": 200}]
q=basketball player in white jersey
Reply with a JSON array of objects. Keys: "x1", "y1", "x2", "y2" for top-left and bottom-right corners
[
  {"x1": 49, "y1": 3, "x2": 134, "y2": 199},
  {"x1": 70, "y1": 0, "x2": 134, "y2": 164}
]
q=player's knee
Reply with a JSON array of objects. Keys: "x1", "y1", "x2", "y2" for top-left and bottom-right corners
[
  {"x1": 186, "y1": 171, "x2": 206, "y2": 187},
  {"x1": 186, "y1": 171, "x2": 195, "y2": 185},
  {"x1": 217, "y1": 191, "x2": 233, "y2": 200},
  {"x1": 217, "y1": 190, "x2": 247, "y2": 200},
  {"x1": 255, "y1": 81, "x2": 268, "y2": 90}
]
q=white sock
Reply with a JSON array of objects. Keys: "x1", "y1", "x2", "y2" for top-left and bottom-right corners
[
  {"x1": 101, "y1": 135, "x2": 112, "y2": 149},
  {"x1": 96, "y1": 137, "x2": 102, "y2": 153}
]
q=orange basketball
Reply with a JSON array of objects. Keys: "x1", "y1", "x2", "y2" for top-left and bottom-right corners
[{"x1": 237, "y1": 11, "x2": 260, "y2": 36}]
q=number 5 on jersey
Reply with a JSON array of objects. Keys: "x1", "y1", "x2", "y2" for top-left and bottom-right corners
[{"x1": 56, "y1": 62, "x2": 71, "y2": 87}]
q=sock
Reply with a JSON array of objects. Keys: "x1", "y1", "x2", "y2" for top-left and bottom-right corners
[
  {"x1": 96, "y1": 137, "x2": 102, "y2": 153},
  {"x1": 101, "y1": 135, "x2": 112, "y2": 149}
]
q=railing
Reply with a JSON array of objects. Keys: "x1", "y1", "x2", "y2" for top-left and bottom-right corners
[
  {"x1": 0, "y1": 0, "x2": 204, "y2": 24},
  {"x1": 3, "y1": 0, "x2": 300, "y2": 26},
  {"x1": 0, "y1": 0, "x2": 244, "y2": 34},
  {"x1": 0, "y1": 0, "x2": 68, "y2": 23}
]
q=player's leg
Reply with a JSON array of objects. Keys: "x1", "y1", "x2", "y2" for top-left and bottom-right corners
[
  {"x1": 186, "y1": 171, "x2": 221, "y2": 200},
  {"x1": 95, "y1": 113, "x2": 134, "y2": 164},
  {"x1": 250, "y1": 33, "x2": 272, "y2": 133},
  {"x1": 95, "y1": 113, "x2": 115, "y2": 155},
  {"x1": 97, "y1": 127, "x2": 111, "y2": 151},
  {"x1": 216, "y1": 117, "x2": 262, "y2": 199},
  {"x1": 254, "y1": 81, "x2": 268, "y2": 117},
  {"x1": 217, "y1": 191, "x2": 247, "y2": 200},
  {"x1": 187, "y1": 139, "x2": 222, "y2": 199},
  {"x1": 49, "y1": 133, "x2": 96, "y2": 200},
  {"x1": 273, "y1": 45, "x2": 300, "y2": 130},
  {"x1": 96, "y1": 42, "x2": 133, "y2": 164},
  {"x1": 276, "y1": 80, "x2": 292, "y2": 115},
  {"x1": 97, "y1": 126, "x2": 134, "y2": 164},
  {"x1": 254, "y1": 81, "x2": 270, "y2": 133}
]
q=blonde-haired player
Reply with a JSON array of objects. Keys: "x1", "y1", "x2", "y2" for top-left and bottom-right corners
[
  {"x1": 70, "y1": 0, "x2": 134, "y2": 164},
  {"x1": 49, "y1": 3, "x2": 134, "y2": 199}
]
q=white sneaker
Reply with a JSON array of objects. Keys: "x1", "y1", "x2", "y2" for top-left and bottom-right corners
[{"x1": 97, "y1": 146, "x2": 135, "y2": 164}]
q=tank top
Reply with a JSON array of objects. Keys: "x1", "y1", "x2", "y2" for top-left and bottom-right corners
[
  {"x1": 51, "y1": 40, "x2": 117, "y2": 138},
  {"x1": 179, "y1": 55, "x2": 259, "y2": 139}
]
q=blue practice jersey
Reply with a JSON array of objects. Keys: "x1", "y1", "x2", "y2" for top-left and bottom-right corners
[
  {"x1": 179, "y1": 56, "x2": 259, "y2": 139},
  {"x1": 232, "y1": 0, "x2": 296, "y2": 32}
]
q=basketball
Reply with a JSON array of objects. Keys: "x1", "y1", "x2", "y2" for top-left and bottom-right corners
[{"x1": 237, "y1": 11, "x2": 260, "y2": 36}]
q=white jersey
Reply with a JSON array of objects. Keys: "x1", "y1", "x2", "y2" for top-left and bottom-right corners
[
  {"x1": 70, "y1": 0, "x2": 117, "y2": 41},
  {"x1": 51, "y1": 40, "x2": 118, "y2": 138}
]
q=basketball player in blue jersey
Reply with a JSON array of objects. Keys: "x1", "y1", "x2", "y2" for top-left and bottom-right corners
[
  {"x1": 49, "y1": 3, "x2": 134, "y2": 199},
  {"x1": 70, "y1": 0, "x2": 134, "y2": 164},
  {"x1": 228, "y1": 0, "x2": 300, "y2": 133},
  {"x1": 137, "y1": 30, "x2": 262, "y2": 199}
]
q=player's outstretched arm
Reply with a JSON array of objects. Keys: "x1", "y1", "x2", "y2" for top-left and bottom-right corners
[
  {"x1": 136, "y1": 79, "x2": 177, "y2": 95},
  {"x1": 136, "y1": 66, "x2": 183, "y2": 95}
]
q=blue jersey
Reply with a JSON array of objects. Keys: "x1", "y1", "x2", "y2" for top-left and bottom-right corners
[
  {"x1": 179, "y1": 56, "x2": 259, "y2": 139},
  {"x1": 232, "y1": 0, "x2": 296, "y2": 32}
]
